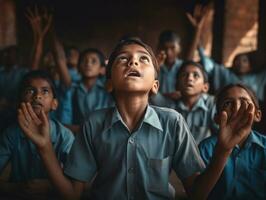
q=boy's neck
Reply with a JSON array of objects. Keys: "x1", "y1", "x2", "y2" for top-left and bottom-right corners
[
  {"x1": 115, "y1": 93, "x2": 149, "y2": 133},
  {"x1": 181, "y1": 94, "x2": 201, "y2": 110},
  {"x1": 82, "y1": 77, "x2": 98, "y2": 90}
]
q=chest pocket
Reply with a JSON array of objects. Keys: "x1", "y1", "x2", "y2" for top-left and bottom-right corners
[{"x1": 148, "y1": 156, "x2": 171, "y2": 197}]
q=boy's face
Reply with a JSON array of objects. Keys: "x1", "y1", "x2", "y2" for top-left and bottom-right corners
[
  {"x1": 232, "y1": 54, "x2": 251, "y2": 75},
  {"x1": 21, "y1": 78, "x2": 58, "y2": 116},
  {"x1": 79, "y1": 52, "x2": 102, "y2": 78},
  {"x1": 110, "y1": 44, "x2": 159, "y2": 95},
  {"x1": 67, "y1": 49, "x2": 79, "y2": 68},
  {"x1": 178, "y1": 64, "x2": 208, "y2": 97},
  {"x1": 217, "y1": 87, "x2": 261, "y2": 123},
  {"x1": 161, "y1": 41, "x2": 181, "y2": 65}
]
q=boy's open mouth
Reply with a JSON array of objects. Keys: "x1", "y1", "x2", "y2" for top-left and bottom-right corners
[
  {"x1": 126, "y1": 70, "x2": 141, "y2": 77},
  {"x1": 31, "y1": 101, "x2": 43, "y2": 108}
]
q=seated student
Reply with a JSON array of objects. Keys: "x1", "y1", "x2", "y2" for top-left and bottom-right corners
[
  {"x1": 174, "y1": 61, "x2": 218, "y2": 144},
  {"x1": 19, "y1": 38, "x2": 255, "y2": 200},
  {"x1": 65, "y1": 46, "x2": 81, "y2": 83},
  {"x1": 199, "y1": 47, "x2": 266, "y2": 104},
  {"x1": 0, "y1": 70, "x2": 74, "y2": 198},
  {"x1": 71, "y1": 48, "x2": 114, "y2": 126},
  {"x1": 199, "y1": 83, "x2": 266, "y2": 200}
]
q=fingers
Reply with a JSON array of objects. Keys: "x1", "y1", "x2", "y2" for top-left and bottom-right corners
[
  {"x1": 219, "y1": 111, "x2": 228, "y2": 129},
  {"x1": 26, "y1": 103, "x2": 42, "y2": 125}
]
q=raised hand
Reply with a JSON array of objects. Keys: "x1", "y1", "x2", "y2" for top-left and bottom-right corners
[
  {"x1": 18, "y1": 102, "x2": 50, "y2": 149},
  {"x1": 186, "y1": 3, "x2": 212, "y2": 30},
  {"x1": 217, "y1": 100, "x2": 254, "y2": 151},
  {"x1": 25, "y1": 6, "x2": 52, "y2": 40}
]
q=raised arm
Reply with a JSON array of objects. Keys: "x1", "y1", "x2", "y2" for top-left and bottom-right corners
[
  {"x1": 25, "y1": 6, "x2": 52, "y2": 70},
  {"x1": 17, "y1": 102, "x2": 84, "y2": 199},
  {"x1": 183, "y1": 100, "x2": 254, "y2": 200},
  {"x1": 185, "y1": 3, "x2": 212, "y2": 61},
  {"x1": 50, "y1": 29, "x2": 72, "y2": 88}
]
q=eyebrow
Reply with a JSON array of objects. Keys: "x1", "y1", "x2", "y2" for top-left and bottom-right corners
[{"x1": 117, "y1": 50, "x2": 151, "y2": 56}]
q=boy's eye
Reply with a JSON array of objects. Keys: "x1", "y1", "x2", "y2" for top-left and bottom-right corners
[
  {"x1": 42, "y1": 88, "x2": 50, "y2": 95},
  {"x1": 193, "y1": 72, "x2": 200, "y2": 78},
  {"x1": 118, "y1": 56, "x2": 128, "y2": 62},
  {"x1": 140, "y1": 55, "x2": 150, "y2": 63},
  {"x1": 25, "y1": 88, "x2": 35, "y2": 95},
  {"x1": 222, "y1": 100, "x2": 232, "y2": 108}
]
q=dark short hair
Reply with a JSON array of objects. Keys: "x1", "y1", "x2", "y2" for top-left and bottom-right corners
[
  {"x1": 215, "y1": 83, "x2": 260, "y2": 113},
  {"x1": 78, "y1": 48, "x2": 106, "y2": 69},
  {"x1": 158, "y1": 30, "x2": 180, "y2": 47},
  {"x1": 177, "y1": 60, "x2": 208, "y2": 83},
  {"x1": 18, "y1": 70, "x2": 57, "y2": 102},
  {"x1": 65, "y1": 46, "x2": 79, "y2": 58},
  {"x1": 106, "y1": 38, "x2": 159, "y2": 80}
]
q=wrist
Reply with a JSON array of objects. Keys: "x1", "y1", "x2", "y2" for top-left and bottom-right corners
[{"x1": 215, "y1": 143, "x2": 233, "y2": 158}]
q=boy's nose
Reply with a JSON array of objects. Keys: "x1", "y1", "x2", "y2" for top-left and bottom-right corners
[
  {"x1": 34, "y1": 93, "x2": 42, "y2": 100},
  {"x1": 128, "y1": 59, "x2": 139, "y2": 67}
]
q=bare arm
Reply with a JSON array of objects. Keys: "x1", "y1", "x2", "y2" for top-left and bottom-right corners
[
  {"x1": 25, "y1": 6, "x2": 52, "y2": 70},
  {"x1": 17, "y1": 103, "x2": 85, "y2": 199},
  {"x1": 185, "y1": 4, "x2": 212, "y2": 61},
  {"x1": 50, "y1": 31, "x2": 72, "y2": 87},
  {"x1": 183, "y1": 100, "x2": 254, "y2": 200}
]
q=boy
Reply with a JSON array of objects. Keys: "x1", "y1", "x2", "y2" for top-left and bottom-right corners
[
  {"x1": 199, "y1": 83, "x2": 266, "y2": 200},
  {"x1": 19, "y1": 39, "x2": 254, "y2": 200},
  {"x1": 0, "y1": 70, "x2": 74, "y2": 197},
  {"x1": 175, "y1": 61, "x2": 217, "y2": 144}
]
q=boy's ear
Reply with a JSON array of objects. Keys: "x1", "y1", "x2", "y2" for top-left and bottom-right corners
[
  {"x1": 51, "y1": 99, "x2": 58, "y2": 111},
  {"x1": 150, "y1": 80, "x2": 159, "y2": 95},
  {"x1": 105, "y1": 79, "x2": 113, "y2": 93},
  {"x1": 202, "y1": 83, "x2": 209, "y2": 93},
  {"x1": 254, "y1": 109, "x2": 262, "y2": 122}
]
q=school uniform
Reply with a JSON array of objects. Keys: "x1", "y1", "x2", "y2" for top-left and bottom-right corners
[
  {"x1": 199, "y1": 47, "x2": 266, "y2": 102},
  {"x1": 159, "y1": 59, "x2": 183, "y2": 94},
  {"x1": 64, "y1": 105, "x2": 205, "y2": 200},
  {"x1": 199, "y1": 131, "x2": 266, "y2": 200},
  {"x1": 68, "y1": 67, "x2": 81, "y2": 83},
  {"x1": 72, "y1": 80, "x2": 114, "y2": 125},
  {"x1": 0, "y1": 119, "x2": 74, "y2": 182},
  {"x1": 174, "y1": 94, "x2": 218, "y2": 144}
]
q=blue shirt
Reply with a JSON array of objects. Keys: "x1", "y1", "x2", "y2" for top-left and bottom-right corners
[
  {"x1": 0, "y1": 119, "x2": 74, "y2": 182},
  {"x1": 72, "y1": 80, "x2": 114, "y2": 125},
  {"x1": 159, "y1": 59, "x2": 183, "y2": 93},
  {"x1": 68, "y1": 67, "x2": 81, "y2": 83},
  {"x1": 64, "y1": 105, "x2": 205, "y2": 200},
  {"x1": 199, "y1": 131, "x2": 266, "y2": 200},
  {"x1": 199, "y1": 47, "x2": 266, "y2": 102},
  {"x1": 174, "y1": 94, "x2": 218, "y2": 144}
]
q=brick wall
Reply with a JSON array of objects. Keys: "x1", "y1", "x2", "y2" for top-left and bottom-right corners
[
  {"x1": 0, "y1": 0, "x2": 16, "y2": 49},
  {"x1": 222, "y1": 0, "x2": 258, "y2": 66}
]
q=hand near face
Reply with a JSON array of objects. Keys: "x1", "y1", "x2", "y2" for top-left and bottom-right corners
[
  {"x1": 18, "y1": 102, "x2": 50, "y2": 150},
  {"x1": 217, "y1": 100, "x2": 254, "y2": 152}
]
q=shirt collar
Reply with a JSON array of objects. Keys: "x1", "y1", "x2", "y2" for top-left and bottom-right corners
[
  {"x1": 177, "y1": 94, "x2": 208, "y2": 112},
  {"x1": 161, "y1": 59, "x2": 182, "y2": 72},
  {"x1": 78, "y1": 80, "x2": 104, "y2": 93},
  {"x1": 244, "y1": 130, "x2": 266, "y2": 149},
  {"x1": 104, "y1": 105, "x2": 163, "y2": 132}
]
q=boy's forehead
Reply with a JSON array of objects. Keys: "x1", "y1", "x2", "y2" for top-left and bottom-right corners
[
  {"x1": 117, "y1": 44, "x2": 151, "y2": 56},
  {"x1": 26, "y1": 78, "x2": 52, "y2": 88}
]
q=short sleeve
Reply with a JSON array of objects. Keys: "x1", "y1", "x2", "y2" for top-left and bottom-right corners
[
  {"x1": 64, "y1": 122, "x2": 97, "y2": 182},
  {"x1": 172, "y1": 116, "x2": 206, "y2": 180}
]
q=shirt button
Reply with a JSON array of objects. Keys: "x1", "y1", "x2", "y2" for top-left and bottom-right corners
[
  {"x1": 128, "y1": 167, "x2": 135, "y2": 173},
  {"x1": 129, "y1": 138, "x2": 134, "y2": 144}
]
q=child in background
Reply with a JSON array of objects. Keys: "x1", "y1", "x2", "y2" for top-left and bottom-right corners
[
  {"x1": 175, "y1": 61, "x2": 217, "y2": 144},
  {"x1": 65, "y1": 46, "x2": 81, "y2": 83},
  {"x1": 71, "y1": 48, "x2": 113, "y2": 126},
  {"x1": 0, "y1": 70, "x2": 74, "y2": 198},
  {"x1": 199, "y1": 83, "x2": 266, "y2": 200},
  {"x1": 19, "y1": 38, "x2": 255, "y2": 200}
]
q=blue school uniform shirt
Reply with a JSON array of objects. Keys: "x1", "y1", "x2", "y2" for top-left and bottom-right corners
[
  {"x1": 174, "y1": 94, "x2": 218, "y2": 144},
  {"x1": 64, "y1": 105, "x2": 205, "y2": 200},
  {"x1": 0, "y1": 65, "x2": 28, "y2": 104},
  {"x1": 72, "y1": 80, "x2": 114, "y2": 125},
  {"x1": 199, "y1": 131, "x2": 266, "y2": 200},
  {"x1": 68, "y1": 67, "x2": 81, "y2": 83},
  {"x1": 199, "y1": 47, "x2": 266, "y2": 102},
  {"x1": 0, "y1": 119, "x2": 74, "y2": 182},
  {"x1": 159, "y1": 59, "x2": 183, "y2": 93}
]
